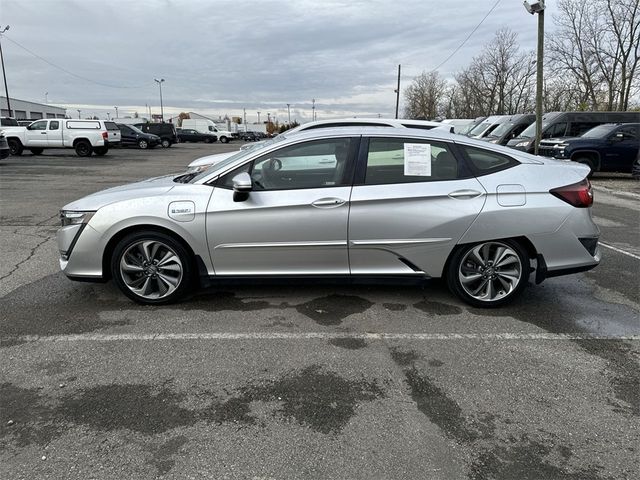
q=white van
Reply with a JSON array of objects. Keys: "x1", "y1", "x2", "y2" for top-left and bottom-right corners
[{"x1": 181, "y1": 119, "x2": 233, "y2": 143}]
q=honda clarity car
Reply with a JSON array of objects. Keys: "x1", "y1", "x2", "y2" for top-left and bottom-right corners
[{"x1": 57, "y1": 127, "x2": 600, "y2": 307}]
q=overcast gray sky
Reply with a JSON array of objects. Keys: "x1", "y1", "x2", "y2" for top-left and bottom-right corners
[{"x1": 1, "y1": 0, "x2": 558, "y2": 122}]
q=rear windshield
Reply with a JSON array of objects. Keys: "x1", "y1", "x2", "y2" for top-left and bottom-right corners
[{"x1": 1, "y1": 118, "x2": 19, "y2": 126}]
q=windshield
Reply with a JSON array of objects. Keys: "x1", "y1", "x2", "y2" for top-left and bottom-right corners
[
  {"x1": 128, "y1": 125, "x2": 145, "y2": 134},
  {"x1": 189, "y1": 137, "x2": 282, "y2": 183},
  {"x1": 466, "y1": 121, "x2": 491, "y2": 136},
  {"x1": 519, "y1": 121, "x2": 550, "y2": 139},
  {"x1": 580, "y1": 124, "x2": 613, "y2": 138},
  {"x1": 487, "y1": 122, "x2": 516, "y2": 138}
]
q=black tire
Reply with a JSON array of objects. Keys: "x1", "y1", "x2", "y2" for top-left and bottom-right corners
[
  {"x1": 30, "y1": 148, "x2": 44, "y2": 155},
  {"x1": 446, "y1": 239, "x2": 530, "y2": 308},
  {"x1": 204, "y1": 137, "x2": 213, "y2": 144},
  {"x1": 161, "y1": 139, "x2": 171, "y2": 148},
  {"x1": 219, "y1": 136, "x2": 229, "y2": 144},
  {"x1": 8, "y1": 138, "x2": 23, "y2": 156},
  {"x1": 94, "y1": 146, "x2": 108, "y2": 156},
  {"x1": 574, "y1": 156, "x2": 596, "y2": 177},
  {"x1": 138, "y1": 139, "x2": 149, "y2": 149},
  {"x1": 75, "y1": 140, "x2": 93, "y2": 157},
  {"x1": 111, "y1": 231, "x2": 194, "y2": 305}
]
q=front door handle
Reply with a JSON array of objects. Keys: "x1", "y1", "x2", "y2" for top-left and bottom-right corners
[
  {"x1": 312, "y1": 198, "x2": 346, "y2": 208},
  {"x1": 41, "y1": 132, "x2": 47, "y2": 134},
  {"x1": 448, "y1": 189, "x2": 483, "y2": 199}
]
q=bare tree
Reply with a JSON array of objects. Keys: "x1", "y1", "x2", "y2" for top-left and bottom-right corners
[
  {"x1": 403, "y1": 71, "x2": 448, "y2": 119},
  {"x1": 549, "y1": 0, "x2": 640, "y2": 110}
]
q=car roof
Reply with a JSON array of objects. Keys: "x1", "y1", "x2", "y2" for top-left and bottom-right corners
[{"x1": 288, "y1": 117, "x2": 443, "y2": 134}]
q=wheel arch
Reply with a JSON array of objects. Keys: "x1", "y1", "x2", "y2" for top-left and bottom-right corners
[
  {"x1": 72, "y1": 137, "x2": 91, "y2": 147},
  {"x1": 441, "y1": 235, "x2": 538, "y2": 278},
  {"x1": 570, "y1": 150, "x2": 601, "y2": 171},
  {"x1": 102, "y1": 224, "x2": 199, "y2": 281}
]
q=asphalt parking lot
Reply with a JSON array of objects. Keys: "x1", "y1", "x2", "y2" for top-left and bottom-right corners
[{"x1": 1, "y1": 143, "x2": 638, "y2": 480}]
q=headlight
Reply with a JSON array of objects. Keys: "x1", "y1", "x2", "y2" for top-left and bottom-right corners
[
  {"x1": 60, "y1": 210, "x2": 95, "y2": 227},
  {"x1": 515, "y1": 141, "x2": 530, "y2": 147}
]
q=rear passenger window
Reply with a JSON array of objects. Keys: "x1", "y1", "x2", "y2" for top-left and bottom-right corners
[
  {"x1": 458, "y1": 145, "x2": 518, "y2": 174},
  {"x1": 49, "y1": 121, "x2": 60, "y2": 130},
  {"x1": 364, "y1": 138, "x2": 459, "y2": 185}
]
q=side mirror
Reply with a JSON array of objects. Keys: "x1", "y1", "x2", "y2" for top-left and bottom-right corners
[{"x1": 232, "y1": 172, "x2": 252, "y2": 202}]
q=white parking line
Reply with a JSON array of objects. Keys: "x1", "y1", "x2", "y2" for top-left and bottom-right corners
[
  {"x1": 6, "y1": 332, "x2": 640, "y2": 342},
  {"x1": 600, "y1": 242, "x2": 640, "y2": 260}
]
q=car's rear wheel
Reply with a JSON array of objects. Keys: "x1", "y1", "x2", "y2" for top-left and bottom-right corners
[
  {"x1": 111, "y1": 231, "x2": 193, "y2": 304},
  {"x1": 446, "y1": 240, "x2": 530, "y2": 308},
  {"x1": 161, "y1": 139, "x2": 171, "y2": 148},
  {"x1": 138, "y1": 139, "x2": 149, "y2": 149},
  {"x1": 75, "y1": 140, "x2": 92, "y2": 157},
  {"x1": 8, "y1": 138, "x2": 23, "y2": 156},
  {"x1": 30, "y1": 148, "x2": 44, "y2": 155}
]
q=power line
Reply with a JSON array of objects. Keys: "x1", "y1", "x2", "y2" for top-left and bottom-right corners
[
  {"x1": 2, "y1": 35, "x2": 151, "y2": 89},
  {"x1": 430, "y1": 0, "x2": 502, "y2": 72}
]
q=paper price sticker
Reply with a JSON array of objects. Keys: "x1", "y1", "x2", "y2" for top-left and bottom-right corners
[{"x1": 404, "y1": 143, "x2": 431, "y2": 176}]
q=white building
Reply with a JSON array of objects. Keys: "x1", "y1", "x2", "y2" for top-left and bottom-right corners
[{"x1": 0, "y1": 96, "x2": 67, "y2": 120}]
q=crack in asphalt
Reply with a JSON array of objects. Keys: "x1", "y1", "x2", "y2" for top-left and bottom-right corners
[{"x1": 0, "y1": 234, "x2": 53, "y2": 283}]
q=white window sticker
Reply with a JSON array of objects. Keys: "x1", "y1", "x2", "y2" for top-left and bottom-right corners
[{"x1": 404, "y1": 143, "x2": 432, "y2": 176}]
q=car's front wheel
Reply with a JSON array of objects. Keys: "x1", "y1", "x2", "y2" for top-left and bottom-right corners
[
  {"x1": 8, "y1": 138, "x2": 24, "y2": 156},
  {"x1": 138, "y1": 139, "x2": 149, "y2": 149},
  {"x1": 446, "y1": 240, "x2": 530, "y2": 308},
  {"x1": 219, "y1": 136, "x2": 229, "y2": 143},
  {"x1": 111, "y1": 231, "x2": 194, "y2": 304},
  {"x1": 161, "y1": 139, "x2": 171, "y2": 148}
]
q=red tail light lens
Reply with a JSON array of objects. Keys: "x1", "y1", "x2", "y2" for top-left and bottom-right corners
[
  {"x1": 102, "y1": 131, "x2": 108, "y2": 140},
  {"x1": 550, "y1": 178, "x2": 593, "y2": 208}
]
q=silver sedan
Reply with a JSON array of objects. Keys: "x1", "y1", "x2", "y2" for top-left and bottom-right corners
[{"x1": 57, "y1": 127, "x2": 600, "y2": 307}]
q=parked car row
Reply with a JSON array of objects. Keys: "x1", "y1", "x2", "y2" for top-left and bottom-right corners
[{"x1": 457, "y1": 111, "x2": 640, "y2": 175}]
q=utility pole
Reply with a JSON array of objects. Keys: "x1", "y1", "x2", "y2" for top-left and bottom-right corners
[
  {"x1": 77, "y1": 109, "x2": 81, "y2": 119},
  {"x1": 114, "y1": 106, "x2": 118, "y2": 119},
  {"x1": 154, "y1": 78, "x2": 165, "y2": 122},
  {"x1": 394, "y1": 64, "x2": 401, "y2": 119},
  {"x1": 286, "y1": 103, "x2": 291, "y2": 125},
  {"x1": 524, "y1": 1, "x2": 545, "y2": 155},
  {"x1": 0, "y1": 25, "x2": 12, "y2": 117}
]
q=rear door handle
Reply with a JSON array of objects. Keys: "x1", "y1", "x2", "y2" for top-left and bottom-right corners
[
  {"x1": 448, "y1": 189, "x2": 483, "y2": 199},
  {"x1": 312, "y1": 198, "x2": 346, "y2": 208},
  {"x1": 41, "y1": 132, "x2": 47, "y2": 134}
]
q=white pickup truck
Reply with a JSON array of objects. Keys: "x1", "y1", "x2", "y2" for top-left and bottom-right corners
[{"x1": 4, "y1": 119, "x2": 121, "y2": 157}]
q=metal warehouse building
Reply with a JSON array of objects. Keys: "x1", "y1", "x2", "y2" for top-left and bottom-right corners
[{"x1": 0, "y1": 96, "x2": 67, "y2": 119}]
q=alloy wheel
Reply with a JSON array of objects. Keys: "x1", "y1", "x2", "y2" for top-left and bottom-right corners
[
  {"x1": 457, "y1": 242, "x2": 523, "y2": 302},
  {"x1": 119, "y1": 240, "x2": 183, "y2": 300}
]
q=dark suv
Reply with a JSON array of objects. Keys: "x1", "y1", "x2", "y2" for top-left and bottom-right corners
[
  {"x1": 539, "y1": 123, "x2": 640, "y2": 175},
  {"x1": 134, "y1": 122, "x2": 177, "y2": 148}
]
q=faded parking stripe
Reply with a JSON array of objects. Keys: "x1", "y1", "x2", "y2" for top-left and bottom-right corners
[{"x1": 5, "y1": 332, "x2": 640, "y2": 343}]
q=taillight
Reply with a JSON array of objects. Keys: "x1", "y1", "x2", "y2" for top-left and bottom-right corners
[
  {"x1": 550, "y1": 178, "x2": 593, "y2": 208},
  {"x1": 102, "y1": 131, "x2": 108, "y2": 140}
]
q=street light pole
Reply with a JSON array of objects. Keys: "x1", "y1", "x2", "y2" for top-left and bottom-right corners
[
  {"x1": 154, "y1": 78, "x2": 165, "y2": 122},
  {"x1": 114, "y1": 106, "x2": 118, "y2": 119},
  {"x1": 0, "y1": 25, "x2": 12, "y2": 117},
  {"x1": 394, "y1": 64, "x2": 401, "y2": 119},
  {"x1": 77, "y1": 109, "x2": 81, "y2": 119},
  {"x1": 286, "y1": 103, "x2": 291, "y2": 125},
  {"x1": 257, "y1": 111, "x2": 261, "y2": 124},
  {"x1": 524, "y1": 1, "x2": 545, "y2": 155}
]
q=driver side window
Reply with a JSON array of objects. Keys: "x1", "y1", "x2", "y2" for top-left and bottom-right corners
[
  {"x1": 30, "y1": 121, "x2": 48, "y2": 131},
  {"x1": 219, "y1": 138, "x2": 353, "y2": 191}
]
